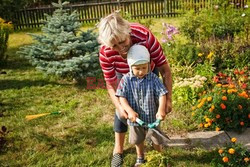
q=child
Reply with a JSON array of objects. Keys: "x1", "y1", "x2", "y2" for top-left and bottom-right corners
[{"x1": 116, "y1": 44, "x2": 168, "y2": 167}]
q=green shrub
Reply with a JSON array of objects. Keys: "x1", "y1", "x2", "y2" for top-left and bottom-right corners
[
  {"x1": 0, "y1": 18, "x2": 13, "y2": 62},
  {"x1": 211, "y1": 137, "x2": 249, "y2": 167},
  {"x1": 192, "y1": 69, "x2": 249, "y2": 132},
  {"x1": 18, "y1": 1, "x2": 101, "y2": 82}
]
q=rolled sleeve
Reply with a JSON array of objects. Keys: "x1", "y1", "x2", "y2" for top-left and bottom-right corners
[
  {"x1": 116, "y1": 76, "x2": 128, "y2": 98},
  {"x1": 153, "y1": 75, "x2": 168, "y2": 97}
]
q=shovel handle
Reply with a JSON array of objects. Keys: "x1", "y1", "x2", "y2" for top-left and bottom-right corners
[{"x1": 135, "y1": 118, "x2": 161, "y2": 128}]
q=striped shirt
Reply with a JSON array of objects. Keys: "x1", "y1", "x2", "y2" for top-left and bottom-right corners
[
  {"x1": 116, "y1": 72, "x2": 168, "y2": 126},
  {"x1": 99, "y1": 23, "x2": 167, "y2": 84}
]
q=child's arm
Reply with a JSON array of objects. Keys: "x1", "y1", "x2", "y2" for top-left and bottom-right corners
[
  {"x1": 156, "y1": 95, "x2": 167, "y2": 120},
  {"x1": 119, "y1": 97, "x2": 138, "y2": 122}
]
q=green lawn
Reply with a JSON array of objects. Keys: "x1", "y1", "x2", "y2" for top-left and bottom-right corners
[{"x1": 0, "y1": 17, "x2": 214, "y2": 167}]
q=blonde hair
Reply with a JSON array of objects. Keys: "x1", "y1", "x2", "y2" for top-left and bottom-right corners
[{"x1": 97, "y1": 12, "x2": 131, "y2": 47}]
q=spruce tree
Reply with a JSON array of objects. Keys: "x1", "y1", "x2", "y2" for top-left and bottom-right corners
[{"x1": 18, "y1": 0, "x2": 101, "y2": 82}]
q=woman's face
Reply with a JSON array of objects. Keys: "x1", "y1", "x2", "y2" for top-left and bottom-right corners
[{"x1": 110, "y1": 35, "x2": 132, "y2": 58}]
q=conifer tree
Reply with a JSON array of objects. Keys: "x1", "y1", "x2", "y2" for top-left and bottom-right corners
[{"x1": 18, "y1": 0, "x2": 101, "y2": 82}]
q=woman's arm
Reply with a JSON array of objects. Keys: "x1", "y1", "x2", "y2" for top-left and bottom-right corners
[
  {"x1": 156, "y1": 95, "x2": 167, "y2": 120},
  {"x1": 106, "y1": 82, "x2": 128, "y2": 119},
  {"x1": 158, "y1": 62, "x2": 172, "y2": 114}
]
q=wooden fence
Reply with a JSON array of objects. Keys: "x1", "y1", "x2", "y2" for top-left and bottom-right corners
[{"x1": 3, "y1": 0, "x2": 248, "y2": 30}]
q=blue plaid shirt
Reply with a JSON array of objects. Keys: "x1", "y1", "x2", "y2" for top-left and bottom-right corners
[{"x1": 116, "y1": 72, "x2": 168, "y2": 126}]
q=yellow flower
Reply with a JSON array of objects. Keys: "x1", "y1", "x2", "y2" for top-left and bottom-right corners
[
  {"x1": 205, "y1": 118, "x2": 211, "y2": 123},
  {"x1": 198, "y1": 53, "x2": 203, "y2": 57},
  {"x1": 228, "y1": 148, "x2": 235, "y2": 154},
  {"x1": 227, "y1": 89, "x2": 233, "y2": 94},
  {"x1": 211, "y1": 105, "x2": 215, "y2": 110},
  {"x1": 207, "y1": 96, "x2": 212, "y2": 102},
  {"x1": 207, "y1": 52, "x2": 214, "y2": 59},
  {"x1": 216, "y1": 84, "x2": 222, "y2": 87},
  {"x1": 204, "y1": 124, "x2": 209, "y2": 128},
  {"x1": 231, "y1": 137, "x2": 237, "y2": 143},
  {"x1": 192, "y1": 106, "x2": 196, "y2": 110},
  {"x1": 216, "y1": 127, "x2": 220, "y2": 131},
  {"x1": 191, "y1": 112, "x2": 195, "y2": 116}
]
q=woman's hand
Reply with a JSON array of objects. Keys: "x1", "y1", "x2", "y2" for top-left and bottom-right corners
[{"x1": 156, "y1": 111, "x2": 166, "y2": 121}]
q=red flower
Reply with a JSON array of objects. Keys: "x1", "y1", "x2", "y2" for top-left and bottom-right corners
[
  {"x1": 220, "y1": 103, "x2": 226, "y2": 110},
  {"x1": 213, "y1": 76, "x2": 219, "y2": 83},
  {"x1": 234, "y1": 69, "x2": 239, "y2": 74},
  {"x1": 241, "y1": 83, "x2": 247, "y2": 89}
]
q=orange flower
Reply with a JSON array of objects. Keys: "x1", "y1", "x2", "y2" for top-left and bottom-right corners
[
  {"x1": 240, "y1": 122, "x2": 244, "y2": 126},
  {"x1": 216, "y1": 127, "x2": 220, "y2": 131},
  {"x1": 222, "y1": 96, "x2": 227, "y2": 101},
  {"x1": 199, "y1": 123, "x2": 203, "y2": 128},
  {"x1": 209, "y1": 108, "x2": 213, "y2": 112},
  {"x1": 228, "y1": 148, "x2": 235, "y2": 154},
  {"x1": 211, "y1": 105, "x2": 215, "y2": 110},
  {"x1": 216, "y1": 114, "x2": 221, "y2": 119},
  {"x1": 234, "y1": 69, "x2": 239, "y2": 74},
  {"x1": 244, "y1": 157, "x2": 249, "y2": 162},
  {"x1": 231, "y1": 137, "x2": 237, "y2": 143},
  {"x1": 239, "y1": 70, "x2": 245, "y2": 75},
  {"x1": 222, "y1": 157, "x2": 229, "y2": 163},
  {"x1": 220, "y1": 103, "x2": 226, "y2": 110},
  {"x1": 238, "y1": 105, "x2": 243, "y2": 110},
  {"x1": 218, "y1": 149, "x2": 223, "y2": 154},
  {"x1": 248, "y1": 114, "x2": 250, "y2": 119}
]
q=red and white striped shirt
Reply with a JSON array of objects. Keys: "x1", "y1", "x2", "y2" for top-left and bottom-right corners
[{"x1": 99, "y1": 23, "x2": 166, "y2": 83}]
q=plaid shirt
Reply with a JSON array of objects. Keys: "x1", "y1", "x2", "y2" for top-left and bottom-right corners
[{"x1": 116, "y1": 72, "x2": 168, "y2": 126}]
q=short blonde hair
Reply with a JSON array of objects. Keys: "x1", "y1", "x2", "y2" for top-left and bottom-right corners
[{"x1": 97, "y1": 12, "x2": 131, "y2": 47}]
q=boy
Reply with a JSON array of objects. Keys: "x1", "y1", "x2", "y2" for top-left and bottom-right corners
[{"x1": 116, "y1": 44, "x2": 168, "y2": 167}]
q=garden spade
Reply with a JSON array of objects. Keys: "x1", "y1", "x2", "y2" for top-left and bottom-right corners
[
  {"x1": 136, "y1": 118, "x2": 170, "y2": 146},
  {"x1": 25, "y1": 111, "x2": 61, "y2": 121}
]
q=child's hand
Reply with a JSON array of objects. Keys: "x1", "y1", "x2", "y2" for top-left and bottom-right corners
[
  {"x1": 128, "y1": 111, "x2": 138, "y2": 122},
  {"x1": 156, "y1": 111, "x2": 166, "y2": 120}
]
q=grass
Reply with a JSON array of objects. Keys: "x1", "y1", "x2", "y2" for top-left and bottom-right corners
[{"x1": 0, "y1": 17, "x2": 214, "y2": 166}]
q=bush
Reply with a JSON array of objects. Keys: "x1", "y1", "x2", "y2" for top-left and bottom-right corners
[
  {"x1": 173, "y1": 75, "x2": 207, "y2": 105},
  {"x1": 0, "y1": 18, "x2": 13, "y2": 63},
  {"x1": 18, "y1": 1, "x2": 101, "y2": 82},
  {"x1": 179, "y1": 1, "x2": 250, "y2": 71},
  {"x1": 192, "y1": 69, "x2": 249, "y2": 132},
  {"x1": 211, "y1": 137, "x2": 249, "y2": 167}
]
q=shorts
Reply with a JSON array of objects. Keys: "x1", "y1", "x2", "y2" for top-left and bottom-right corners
[
  {"x1": 129, "y1": 126, "x2": 164, "y2": 145},
  {"x1": 113, "y1": 68, "x2": 159, "y2": 133}
]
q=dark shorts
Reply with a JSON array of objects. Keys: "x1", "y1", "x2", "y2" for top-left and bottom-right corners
[{"x1": 113, "y1": 67, "x2": 159, "y2": 133}]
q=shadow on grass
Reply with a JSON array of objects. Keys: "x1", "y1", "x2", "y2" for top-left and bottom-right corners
[
  {"x1": 0, "y1": 79, "x2": 64, "y2": 90},
  {"x1": 167, "y1": 148, "x2": 215, "y2": 165}
]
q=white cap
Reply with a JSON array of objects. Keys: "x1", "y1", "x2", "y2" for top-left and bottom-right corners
[{"x1": 127, "y1": 45, "x2": 150, "y2": 67}]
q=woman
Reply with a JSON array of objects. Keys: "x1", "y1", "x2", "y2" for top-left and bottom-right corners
[{"x1": 97, "y1": 12, "x2": 172, "y2": 167}]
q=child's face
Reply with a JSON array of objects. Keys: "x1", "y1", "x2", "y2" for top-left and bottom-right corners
[{"x1": 131, "y1": 63, "x2": 149, "y2": 79}]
